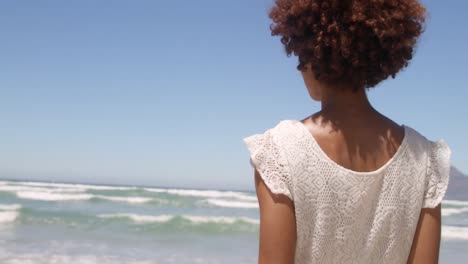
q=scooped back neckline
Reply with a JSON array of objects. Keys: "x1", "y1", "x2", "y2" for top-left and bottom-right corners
[{"x1": 290, "y1": 119, "x2": 409, "y2": 176}]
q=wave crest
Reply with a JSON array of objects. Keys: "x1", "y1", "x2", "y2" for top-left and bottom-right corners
[
  {"x1": 0, "y1": 203, "x2": 21, "y2": 224},
  {"x1": 204, "y1": 199, "x2": 258, "y2": 209},
  {"x1": 442, "y1": 225, "x2": 468, "y2": 240},
  {"x1": 144, "y1": 188, "x2": 256, "y2": 201},
  {"x1": 442, "y1": 207, "x2": 468, "y2": 217},
  {"x1": 97, "y1": 213, "x2": 259, "y2": 225},
  {"x1": 0, "y1": 211, "x2": 18, "y2": 224}
]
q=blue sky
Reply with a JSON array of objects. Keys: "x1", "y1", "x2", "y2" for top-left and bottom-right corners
[{"x1": 0, "y1": 0, "x2": 467, "y2": 191}]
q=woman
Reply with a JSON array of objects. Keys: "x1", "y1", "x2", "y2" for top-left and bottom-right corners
[{"x1": 243, "y1": 0, "x2": 451, "y2": 263}]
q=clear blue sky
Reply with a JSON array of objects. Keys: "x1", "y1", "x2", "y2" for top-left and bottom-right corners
[{"x1": 1, "y1": 0, "x2": 467, "y2": 191}]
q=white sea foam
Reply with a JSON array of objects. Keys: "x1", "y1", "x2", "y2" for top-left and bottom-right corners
[
  {"x1": 442, "y1": 200, "x2": 468, "y2": 206},
  {"x1": 99, "y1": 213, "x2": 174, "y2": 223},
  {"x1": 0, "y1": 204, "x2": 22, "y2": 211},
  {"x1": 442, "y1": 207, "x2": 468, "y2": 217},
  {"x1": 0, "y1": 185, "x2": 86, "y2": 193},
  {"x1": 94, "y1": 195, "x2": 152, "y2": 204},
  {"x1": 144, "y1": 188, "x2": 256, "y2": 201},
  {"x1": 71, "y1": 184, "x2": 137, "y2": 191},
  {"x1": 0, "y1": 211, "x2": 18, "y2": 224},
  {"x1": 442, "y1": 225, "x2": 468, "y2": 240},
  {"x1": 16, "y1": 191, "x2": 94, "y2": 201},
  {"x1": 182, "y1": 215, "x2": 259, "y2": 225},
  {"x1": 4, "y1": 180, "x2": 258, "y2": 201},
  {"x1": 0, "y1": 253, "x2": 223, "y2": 264},
  {"x1": 11, "y1": 181, "x2": 137, "y2": 191},
  {"x1": 236, "y1": 195, "x2": 258, "y2": 202},
  {"x1": 0, "y1": 253, "x2": 156, "y2": 264},
  {"x1": 0, "y1": 203, "x2": 21, "y2": 224},
  {"x1": 205, "y1": 198, "x2": 259, "y2": 209},
  {"x1": 97, "y1": 213, "x2": 259, "y2": 225},
  {"x1": 0, "y1": 185, "x2": 51, "y2": 192},
  {"x1": 13, "y1": 189, "x2": 153, "y2": 204}
]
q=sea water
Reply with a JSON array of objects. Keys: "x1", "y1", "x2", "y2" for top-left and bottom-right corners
[{"x1": 0, "y1": 180, "x2": 466, "y2": 263}]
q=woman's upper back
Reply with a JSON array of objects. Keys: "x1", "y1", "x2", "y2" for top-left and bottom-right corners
[
  {"x1": 243, "y1": 119, "x2": 451, "y2": 264},
  {"x1": 299, "y1": 112, "x2": 406, "y2": 174}
]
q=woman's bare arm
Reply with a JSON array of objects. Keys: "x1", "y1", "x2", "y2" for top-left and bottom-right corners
[
  {"x1": 407, "y1": 203, "x2": 442, "y2": 264},
  {"x1": 254, "y1": 169, "x2": 296, "y2": 264}
]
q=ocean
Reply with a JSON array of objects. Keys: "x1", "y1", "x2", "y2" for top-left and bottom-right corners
[{"x1": 0, "y1": 180, "x2": 466, "y2": 264}]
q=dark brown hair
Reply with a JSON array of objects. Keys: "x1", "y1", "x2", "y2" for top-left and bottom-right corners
[{"x1": 269, "y1": 0, "x2": 427, "y2": 91}]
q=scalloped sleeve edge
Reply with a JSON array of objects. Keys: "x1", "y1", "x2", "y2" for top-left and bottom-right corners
[
  {"x1": 422, "y1": 139, "x2": 452, "y2": 209},
  {"x1": 243, "y1": 131, "x2": 293, "y2": 201}
]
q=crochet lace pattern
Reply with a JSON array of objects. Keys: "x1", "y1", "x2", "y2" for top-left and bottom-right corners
[{"x1": 243, "y1": 120, "x2": 451, "y2": 264}]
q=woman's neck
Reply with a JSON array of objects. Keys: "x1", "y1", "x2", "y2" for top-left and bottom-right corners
[{"x1": 320, "y1": 86, "x2": 375, "y2": 117}]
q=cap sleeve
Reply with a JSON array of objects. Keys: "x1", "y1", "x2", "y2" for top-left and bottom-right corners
[
  {"x1": 243, "y1": 129, "x2": 293, "y2": 201},
  {"x1": 422, "y1": 139, "x2": 452, "y2": 209}
]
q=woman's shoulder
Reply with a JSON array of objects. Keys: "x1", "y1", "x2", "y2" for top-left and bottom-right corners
[
  {"x1": 242, "y1": 119, "x2": 301, "y2": 155},
  {"x1": 248, "y1": 119, "x2": 302, "y2": 139},
  {"x1": 270, "y1": 119, "x2": 306, "y2": 141},
  {"x1": 403, "y1": 125, "x2": 449, "y2": 154},
  {"x1": 242, "y1": 119, "x2": 306, "y2": 154}
]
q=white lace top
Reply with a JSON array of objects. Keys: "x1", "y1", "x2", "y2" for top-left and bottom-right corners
[{"x1": 243, "y1": 119, "x2": 451, "y2": 264}]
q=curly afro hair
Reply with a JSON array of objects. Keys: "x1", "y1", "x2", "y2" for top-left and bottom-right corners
[{"x1": 269, "y1": 0, "x2": 427, "y2": 91}]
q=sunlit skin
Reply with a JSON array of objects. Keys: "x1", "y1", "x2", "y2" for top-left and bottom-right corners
[{"x1": 254, "y1": 64, "x2": 442, "y2": 264}]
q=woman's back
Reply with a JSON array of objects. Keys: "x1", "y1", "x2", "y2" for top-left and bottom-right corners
[{"x1": 243, "y1": 118, "x2": 451, "y2": 264}]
